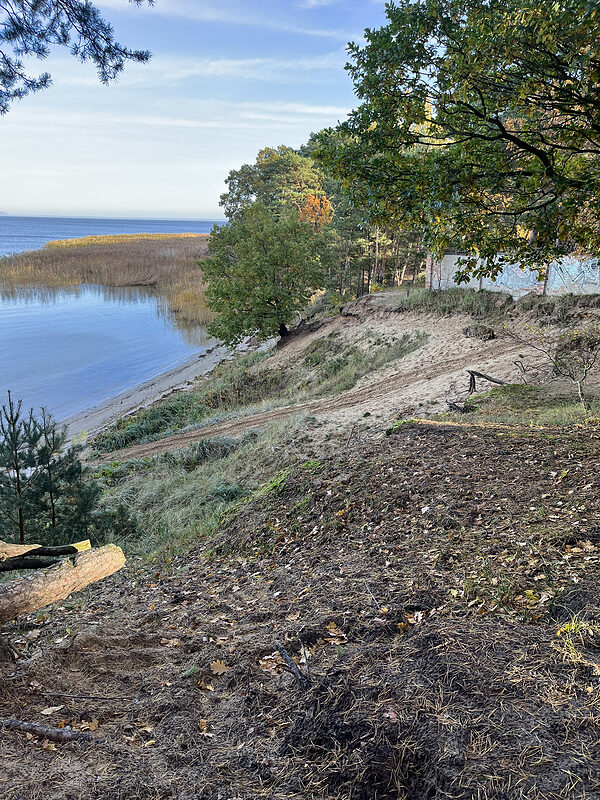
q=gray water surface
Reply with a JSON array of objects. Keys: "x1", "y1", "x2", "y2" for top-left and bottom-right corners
[{"x1": 0, "y1": 285, "x2": 209, "y2": 420}]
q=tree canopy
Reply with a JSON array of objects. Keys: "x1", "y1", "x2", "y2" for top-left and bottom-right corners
[
  {"x1": 203, "y1": 202, "x2": 329, "y2": 345},
  {"x1": 0, "y1": 0, "x2": 151, "y2": 114},
  {"x1": 317, "y1": 0, "x2": 600, "y2": 280},
  {"x1": 220, "y1": 145, "x2": 330, "y2": 222}
]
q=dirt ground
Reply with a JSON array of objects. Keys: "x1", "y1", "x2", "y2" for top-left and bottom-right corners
[{"x1": 2, "y1": 420, "x2": 600, "y2": 799}]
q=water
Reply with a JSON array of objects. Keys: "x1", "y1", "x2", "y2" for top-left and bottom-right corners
[
  {"x1": 0, "y1": 284, "x2": 210, "y2": 420},
  {"x1": 0, "y1": 215, "x2": 221, "y2": 258}
]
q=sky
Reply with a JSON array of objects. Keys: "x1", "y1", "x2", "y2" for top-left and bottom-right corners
[{"x1": 0, "y1": 0, "x2": 387, "y2": 220}]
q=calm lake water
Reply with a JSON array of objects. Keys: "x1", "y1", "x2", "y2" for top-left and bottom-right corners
[
  {"x1": 0, "y1": 284, "x2": 210, "y2": 420},
  {"x1": 0, "y1": 215, "x2": 220, "y2": 258},
  {"x1": 0, "y1": 215, "x2": 221, "y2": 421}
]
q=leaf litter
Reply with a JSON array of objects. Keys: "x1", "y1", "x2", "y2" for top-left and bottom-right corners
[{"x1": 1, "y1": 421, "x2": 600, "y2": 797}]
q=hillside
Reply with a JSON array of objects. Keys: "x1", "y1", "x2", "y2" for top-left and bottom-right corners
[{"x1": 2, "y1": 289, "x2": 600, "y2": 799}]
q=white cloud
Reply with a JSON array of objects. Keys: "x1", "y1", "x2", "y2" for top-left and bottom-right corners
[{"x1": 97, "y1": 0, "x2": 352, "y2": 39}]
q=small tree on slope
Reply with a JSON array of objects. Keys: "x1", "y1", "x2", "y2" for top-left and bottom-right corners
[
  {"x1": 203, "y1": 203, "x2": 329, "y2": 346},
  {"x1": 0, "y1": 394, "x2": 99, "y2": 545}
]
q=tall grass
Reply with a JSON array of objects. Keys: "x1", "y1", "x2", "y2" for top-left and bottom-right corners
[
  {"x1": 95, "y1": 419, "x2": 312, "y2": 561},
  {"x1": 395, "y1": 287, "x2": 514, "y2": 317},
  {"x1": 0, "y1": 233, "x2": 213, "y2": 327},
  {"x1": 444, "y1": 383, "x2": 600, "y2": 426}
]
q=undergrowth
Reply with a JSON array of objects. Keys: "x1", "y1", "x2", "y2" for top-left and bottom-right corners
[
  {"x1": 95, "y1": 420, "x2": 314, "y2": 561},
  {"x1": 443, "y1": 383, "x2": 600, "y2": 426}
]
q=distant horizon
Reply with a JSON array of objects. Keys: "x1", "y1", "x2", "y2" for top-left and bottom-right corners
[{"x1": 0, "y1": 212, "x2": 226, "y2": 222}]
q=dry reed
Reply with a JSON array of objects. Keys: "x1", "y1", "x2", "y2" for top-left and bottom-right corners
[{"x1": 0, "y1": 233, "x2": 214, "y2": 327}]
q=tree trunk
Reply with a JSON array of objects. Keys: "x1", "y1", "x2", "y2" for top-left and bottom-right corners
[
  {"x1": 0, "y1": 544, "x2": 125, "y2": 624},
  {"x1": 577, "y1": 380, "x2": 589, "y2": 410}
]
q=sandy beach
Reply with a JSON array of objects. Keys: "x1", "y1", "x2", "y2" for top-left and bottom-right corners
[{"x1": 62, "y1": 339, "x2": 256, "y2": 441}]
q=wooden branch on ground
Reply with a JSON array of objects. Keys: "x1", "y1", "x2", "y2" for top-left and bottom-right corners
[
  {"x1": 0, "y1": 717, "x2": 95, "y2": 743},
  {"x1": 467, "y1": 370, "x2": 508, "y2": 395},
  {"x1": 0, "y1": 557, "x2": 60, "y2": 572},
  {"x1": 0, "y1": 545, "x2": 125, "y2": 625},
  {"x1": 277, "y1": 644, "x2": 311, "y2": 688},
  {"x1": 0, "y1": 540, "x2": 91, "y2": 562}
]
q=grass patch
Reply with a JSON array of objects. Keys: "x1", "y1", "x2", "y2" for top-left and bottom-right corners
[
  {"x1": 444, "y1": 383, "x2": 600, "y2": 426},
  {"x1": 95, "y1": 419, "x2": 313, "y2": 561},
  {"x1": 93, "y1": 330, "x2": 428, "y2": 454},
  {"x1": 396, "y1": 287, "x2": 514, "y2": 317}
]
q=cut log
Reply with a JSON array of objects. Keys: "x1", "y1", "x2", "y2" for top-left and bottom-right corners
[
  {"x1": 0, "y1": 540, "x2": 91, "y2": 562},
  {"x1": 0, "y1": 545, "x2": 125, "y2": 624}
]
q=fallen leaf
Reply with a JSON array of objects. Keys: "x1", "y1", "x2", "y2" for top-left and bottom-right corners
[
  {"x1": 210, "y1": 660, "x2": 229, "y2": 675},
  {"x1": 40, "y1": 706, "x2": 63, "y2": 716}
]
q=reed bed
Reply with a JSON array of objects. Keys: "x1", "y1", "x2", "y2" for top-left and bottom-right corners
[{"x1": 0, "y1": 233, "x2": 214, "y2": 327}]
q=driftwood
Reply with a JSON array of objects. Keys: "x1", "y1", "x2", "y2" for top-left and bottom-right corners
[
  {"x1": 0, "y1": 545, "x2": 125, "y2": 624},
  {"x1": 0, "y1": 717, "x2": 95, "y2": 743}
]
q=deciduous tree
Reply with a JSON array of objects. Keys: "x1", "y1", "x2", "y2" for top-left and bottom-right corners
[
  {"x1": 318, "y1": 0, "x2": 600, "y2": 280},
  {"x1": 203, "y1": 202, "x2": 328, "y2": 345}
]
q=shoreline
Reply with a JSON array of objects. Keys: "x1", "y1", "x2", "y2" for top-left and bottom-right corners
[{"x1": 62, "y1": 340, "x2": 253, "y2": 441}]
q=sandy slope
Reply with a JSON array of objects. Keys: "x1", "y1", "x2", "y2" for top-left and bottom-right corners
[{"x1": 105, "y1": 306, "x2": 549, "y2": 461}]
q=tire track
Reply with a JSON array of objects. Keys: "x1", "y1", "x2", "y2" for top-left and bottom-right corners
[{"x1": 103, "y1": 340, "x2": 522, "y2": 462}]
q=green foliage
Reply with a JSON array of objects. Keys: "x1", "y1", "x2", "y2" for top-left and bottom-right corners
[
  {"x1": 0, "y1": 393, "x2": 101, "y2": 545},
  {"x1": 204, "y1": 203, "x2": 329, "y2": 345},
  {"x1": 220, "y1": 145, "x2": 327, "y2": 220},
  {"x1": 318, "y1": 0, "x2": 600, "y2": 279}
]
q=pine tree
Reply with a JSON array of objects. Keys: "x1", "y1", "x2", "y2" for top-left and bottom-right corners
[
  {"x1": 0, "y1": 394, "x2": 100, "y2": 545},
  {"x1": 0, "y1": 392, "x2": 42, "y2": 544}
]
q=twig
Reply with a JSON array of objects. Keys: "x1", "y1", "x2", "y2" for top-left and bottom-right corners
[
  {"x1": 299, "y1": 639, "x2": 311, "y2": 686},
  {"x1": 345, "y1": 424, "x2": 357, "y2": 448},
  {"x1": 277, "y1": 645, "x2": 310, "y2": 688},
  {"x1": 0, "y1": 717, "x2": 96, "y2": 743},
  {"x1": 38, "y1": 692, "x2": 135, "y2": 702}
]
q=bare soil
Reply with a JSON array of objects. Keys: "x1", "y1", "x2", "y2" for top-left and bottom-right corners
[{"x1": 2, "y1": 421, "x2": 600, "y2": 799}]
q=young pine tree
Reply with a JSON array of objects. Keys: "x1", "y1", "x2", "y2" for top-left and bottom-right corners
[
  {"x1": 0, "y1": 392, "x2": 42, "y2": 544},
  {"x1": 0, "y1": 394, "x2": 100, "y2": 545}
]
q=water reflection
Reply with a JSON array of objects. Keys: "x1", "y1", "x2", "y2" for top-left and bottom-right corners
[
  {"x1": 0, "y1": 282, "x2": 209, "y2": 348},
  {"x1": 0, "y1": 282, "x2": 211, "y2": 419}
]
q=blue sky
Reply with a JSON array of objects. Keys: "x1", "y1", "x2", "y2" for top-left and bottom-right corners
[{"x1": 0, "y1": 0, "x2": 387, "y2": 219}]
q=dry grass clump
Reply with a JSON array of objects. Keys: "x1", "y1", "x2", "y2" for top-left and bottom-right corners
[
  {"x1": 0, "y1": 233, "x2": 213, "y2": 327},
  {"x1": 45, "y1": 232, "x2": 205, "y2": 248}
]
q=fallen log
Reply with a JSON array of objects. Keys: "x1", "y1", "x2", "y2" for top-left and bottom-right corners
[
  {"x1": 0, "y1": 540, "x2": 91, "y2": 562},
  {"x1": 0, "y1": 545, "x2": 125, "y2": 624}
]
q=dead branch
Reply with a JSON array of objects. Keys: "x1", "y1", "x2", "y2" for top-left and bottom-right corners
[
  {"x1": 467, "y1": 370, "x2": 507, "y2": 395},
  {"x1": 0, "y1": 558, "x2": 61, "y2": 572},
  {"x1": 0, "y1": 544, "x2": 125, "y2": 624},
  {"x1": 0, "y1": 540, "x2": 91, "y2": 562},
  {"x1": 277, "y1": 644, "x2": 311, "y2": 688},
  {"x1": 0, "y1": 717, "x2": 95, "y2": 743}
]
